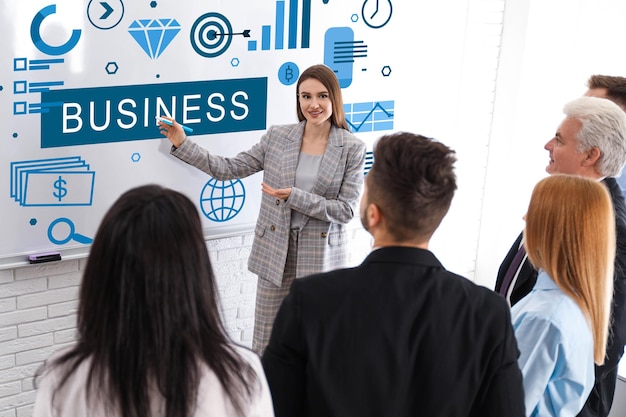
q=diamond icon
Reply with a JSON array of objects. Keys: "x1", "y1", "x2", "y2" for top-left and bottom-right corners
[{"x1": 128, "y1": 19, "x2": 181, "y2": 59}]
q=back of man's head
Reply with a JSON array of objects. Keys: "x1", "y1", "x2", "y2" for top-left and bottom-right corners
[
  {"x1": 564, "y1": 96, "x2": 626, "y2": 177},
  {"x1": 367, "y1": 132, "x2": 457, "y2": 242},
  {"x1": 586, "y1": 74, "x2": 626, "y2": 111}
]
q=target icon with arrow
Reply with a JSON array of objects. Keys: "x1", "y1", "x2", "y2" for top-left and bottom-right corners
[{"x1": 190, "y1": 12, "x2": 250, "y2": 58}]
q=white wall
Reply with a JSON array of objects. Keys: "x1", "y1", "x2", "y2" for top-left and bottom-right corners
[{"x1": 475, "y1": 0, "x2": 626, "y2": 286}]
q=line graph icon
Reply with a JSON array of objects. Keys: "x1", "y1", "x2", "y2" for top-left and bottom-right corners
[{"x1": 344, "y1": 100, "x2": 394, "y2": 132}]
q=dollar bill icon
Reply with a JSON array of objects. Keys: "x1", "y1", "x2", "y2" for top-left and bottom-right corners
[{"x1": 10, "y1": 156, "x2": 95, "y2": 206}]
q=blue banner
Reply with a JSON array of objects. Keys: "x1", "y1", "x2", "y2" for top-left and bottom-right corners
[{"x1": 40, "y1": 77, "x2": 268, "y2": 148}]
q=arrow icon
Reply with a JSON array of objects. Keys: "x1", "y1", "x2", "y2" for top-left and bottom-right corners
[
  {"x1": 100, "y1": 2, "x2": 113, "y2": 20},
  {"x1": 214, "y1": 29, "x2": 251, "y2": 38}
]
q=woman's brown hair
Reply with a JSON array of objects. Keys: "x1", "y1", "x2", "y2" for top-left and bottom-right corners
[{"x1": 524, "y1": 175, "x2": 615, "y2": 364}]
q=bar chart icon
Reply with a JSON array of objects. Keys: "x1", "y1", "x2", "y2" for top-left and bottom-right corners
[{"x1": 248, "y1": 0, "x2": 311, "y2": 51}]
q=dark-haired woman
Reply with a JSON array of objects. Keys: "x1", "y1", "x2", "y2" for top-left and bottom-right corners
[{"x1": 33, "y1": 185, "x2": 274, "y2": 417}]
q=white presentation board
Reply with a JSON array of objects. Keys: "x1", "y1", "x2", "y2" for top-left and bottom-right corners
[{"x1": 1, "y1": 0, "x2": 498, "y2": 277}]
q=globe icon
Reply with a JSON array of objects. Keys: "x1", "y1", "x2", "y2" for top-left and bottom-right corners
[{"x1": 200, "y1": 178, "x2": 246, "y2": 222}]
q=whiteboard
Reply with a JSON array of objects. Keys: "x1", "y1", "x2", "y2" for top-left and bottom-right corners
[{"x1": 1, "y1": 0, "x2": 487, "y2": 270}]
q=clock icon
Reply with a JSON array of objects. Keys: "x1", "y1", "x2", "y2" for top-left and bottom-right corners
[{"x1": 361, "y1": 0, "x2": 393, "y2": 29}]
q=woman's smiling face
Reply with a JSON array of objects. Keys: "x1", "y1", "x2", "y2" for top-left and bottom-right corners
[{"x1": 297, "y1": 78, "x2": 333, "y2": 127}]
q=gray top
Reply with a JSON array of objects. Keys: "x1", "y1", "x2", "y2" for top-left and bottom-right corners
[{"x1": 290, "y1": 152, "x2": 323, "y2": 229}]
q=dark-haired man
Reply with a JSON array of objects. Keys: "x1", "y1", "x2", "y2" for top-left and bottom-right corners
[
  {"x1": 586, "y1": 74, "x2": 626, "y2": 111},
  {"x1": 263, "y1": 132, "x2": 525, "y2": 417},
  {"x1": 586, "y1": 74, "x2": 626, "y2": 197}
]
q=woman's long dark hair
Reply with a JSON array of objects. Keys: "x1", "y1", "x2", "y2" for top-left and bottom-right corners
[{"x1": 37, "y1": 185, "x2": 257, "y2": 417}]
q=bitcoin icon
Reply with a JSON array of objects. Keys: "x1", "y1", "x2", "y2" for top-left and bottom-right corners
[
  {"x1": 278, "y1": 62, "x2": 299, "y2": 86},
  {"x1": 284, "y1": 65, "x2": 294, "y2": 83}
]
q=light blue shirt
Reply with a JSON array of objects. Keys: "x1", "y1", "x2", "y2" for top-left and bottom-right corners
[{"x1": 511, "y1": 271, "x2": 594, "y2": 417}]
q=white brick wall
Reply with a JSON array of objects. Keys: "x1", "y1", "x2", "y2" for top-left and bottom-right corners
[{"x1": 0, "y1": 222, "x2": 372, "y2": 416}]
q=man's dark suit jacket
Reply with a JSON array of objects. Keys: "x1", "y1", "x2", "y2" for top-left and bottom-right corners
[
  {"x1": 493, "y1": 232, "x2": 537, "y2": 305},
  {"x1": 262, "y1": 246, "x2": 525, "y2": 417},
  {"x1": 494, "y1": 177, "x2": 626, "y2": 417}
]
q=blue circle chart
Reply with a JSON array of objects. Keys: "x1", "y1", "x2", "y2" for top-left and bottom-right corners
[
  {"x1": 31, "y1": 4, "x2": 82, "y2": 55},
  {"x1": 200, "y1": 178, "x2": 246, "y2": 222}
]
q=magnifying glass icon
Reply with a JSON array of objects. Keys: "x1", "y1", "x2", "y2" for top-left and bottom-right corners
[{"x1": 47, "y1": 217, "x2": 93, "y2": 245}]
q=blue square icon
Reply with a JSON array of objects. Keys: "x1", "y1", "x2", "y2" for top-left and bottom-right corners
[
  {"x1": 13, "y1": 58, "x2": 27, "y2": 71},
  {"x1": 13, "y1": 102, "x2": 27, "y2": 115},
  {"x1": 14, "y1": 81, "x2": 27, "y2": 94}
]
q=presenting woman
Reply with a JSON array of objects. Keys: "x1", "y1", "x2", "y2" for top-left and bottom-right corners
[
  {"x1": 159, "y1": 64, "x2": 366, "y2": 354},
  {"x1": 513, "y1": 175, "x2": 615, "y2": 417}
]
